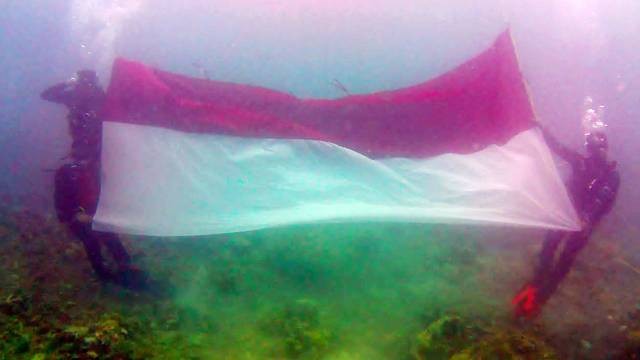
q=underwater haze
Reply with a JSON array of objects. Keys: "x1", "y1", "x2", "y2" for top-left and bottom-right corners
[{"x1": 1, "y1": 1, "x2": 640, "y2": 359}]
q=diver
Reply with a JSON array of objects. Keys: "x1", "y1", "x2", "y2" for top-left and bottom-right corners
[
  {"x1": 42, "y1": 70, "x2": 147, "y2": 289},
  {"x1": 513, "y1": 101, "x2": 620, "y2": 318}
]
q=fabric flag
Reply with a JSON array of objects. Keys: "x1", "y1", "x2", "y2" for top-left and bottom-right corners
[{"x1": 93, "y1": 30, "x2": 580, "y2": 236}]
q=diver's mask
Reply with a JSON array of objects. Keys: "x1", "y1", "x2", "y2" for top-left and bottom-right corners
[{"x1": 66, "y1": 70, "x2": 99, "y2": 89}]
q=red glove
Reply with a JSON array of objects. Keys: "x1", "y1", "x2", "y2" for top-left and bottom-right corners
[{"x1": 512, "y1": 284, "x2": 541, "y2": 319}]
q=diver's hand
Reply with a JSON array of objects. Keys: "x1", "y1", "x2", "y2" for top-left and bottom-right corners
[
  {"x1": 74, "y1": 208, "x2": 93, "y2": 224},
  {"x1": 579, "y1": 216, "x2": 593, "y2": 236}
]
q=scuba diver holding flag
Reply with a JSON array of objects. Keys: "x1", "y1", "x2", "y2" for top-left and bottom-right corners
[
  {"x1": 41, "y1": 70, "x2": 147, "y2": 289},
  {"x1": 513, "y1": 98, "x2": 621, "y2": 318}
]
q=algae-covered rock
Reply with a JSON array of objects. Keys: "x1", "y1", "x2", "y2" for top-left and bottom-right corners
[
  {"x1": 0, "y1": 292, "x2": 30, "y2": 316},
  {"x1": 412, "y1": 315, "x2": 472, "y2": 360},
  {"x1": 64, "y1": 325, "x2": 89, "y2": 337},
  {"x1": 614, "y1": 322, "x2": 640, "y2": 358},
  {"x1": 628, "y1": 330, "x2": 640, "y2": 347},
  {"x1": 454, "y1": 328, "x2": 558, "y2": 360},
  {"x1": 449, "y1": 349, "x2": 473, "y2": 360},
  {"x1": 0, "y1": 316, "x2": 34, "y2": 356},
  {"x1": 263, "y1": 299, "x2": 333, "y2": 359},
  {"x1": 412, "y1": 315, "x2": 557, "y2": 360},
  {"x1": 48, "y1": 314, "x2": 136, "y2": 359}
]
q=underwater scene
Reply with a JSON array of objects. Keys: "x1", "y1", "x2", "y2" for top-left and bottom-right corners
[{"x1": 2, "y1": 1, "x2": 640, "y2": 359}]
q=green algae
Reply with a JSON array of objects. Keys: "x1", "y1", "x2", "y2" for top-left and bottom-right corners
[{"x1": 262, "y1": 299, "x2": 333, "y2": 359}]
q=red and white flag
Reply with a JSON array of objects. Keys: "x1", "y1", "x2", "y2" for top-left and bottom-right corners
[{"x1": 93, "y1": 31, "x2": 579, "y2": 236}]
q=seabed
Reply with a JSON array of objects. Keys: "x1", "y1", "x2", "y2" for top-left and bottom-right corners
[{"x1": 0, "y1": 199, "x2": 639, "y2": 359}]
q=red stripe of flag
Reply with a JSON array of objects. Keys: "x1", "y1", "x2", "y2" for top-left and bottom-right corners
[{"x1": 102, "y1": 30, "x2": 534, "y2": 158}]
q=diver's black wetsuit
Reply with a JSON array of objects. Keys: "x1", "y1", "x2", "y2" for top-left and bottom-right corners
[
  {"x1": 516, "y1": 126, "x2": 620, "y2": 316},
  {"x1": 42, "y1": 71, "x2": 133, "y2": 283}
]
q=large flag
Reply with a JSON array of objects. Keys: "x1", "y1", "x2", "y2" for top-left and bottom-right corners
[{"x1": 93, "y1": 31, "x2": 579, "y2": 236}]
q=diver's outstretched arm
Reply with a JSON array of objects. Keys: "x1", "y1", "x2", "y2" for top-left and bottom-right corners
[{"x1": 41, "y1": 82, "x2": 74, "y2": 106}]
